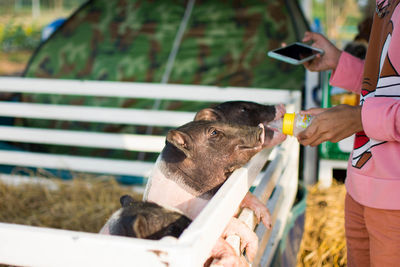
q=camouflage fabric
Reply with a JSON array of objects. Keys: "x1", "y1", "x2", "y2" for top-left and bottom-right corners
[
  {"x1": 25, "y1": 0, "x2": 306, "y2": 88},
  {"x1": 19, "y1": 0, "x2": 308, "y2": 168}
]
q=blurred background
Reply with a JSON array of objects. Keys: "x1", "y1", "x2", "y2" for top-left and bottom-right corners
[
  {"x1": 0, "y1": 0, "x2": 375, "y2": 76},
  {"x1": 0, "y1": 0, "x2": 85, "y2": 75}
]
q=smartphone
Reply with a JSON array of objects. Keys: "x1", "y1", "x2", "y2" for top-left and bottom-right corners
[{"x1": 267, "y1": 42, "x2": 324, "y2": 65}]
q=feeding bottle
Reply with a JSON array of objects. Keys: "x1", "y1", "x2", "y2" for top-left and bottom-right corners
[{"x1": 268, "y1": 113, "x2": 313, "y2": 136}]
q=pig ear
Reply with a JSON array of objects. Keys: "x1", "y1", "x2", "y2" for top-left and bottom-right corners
[
  {"x1": 133, "y1": 214, "x2": 148, "y2": 239},
  {"x1": 194, "y1": 108, "x2": 223, "y2": 121},
  {"x1": 120, "y1": 195, "x2": 135, "y2": 207},
  {"x1": 166, "y1": 130, "x2": 192, "y2": 158}
]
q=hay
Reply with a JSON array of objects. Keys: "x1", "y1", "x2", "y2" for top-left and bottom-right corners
[
  {"x1": 0, "y1": 177, "x2": 141, "y2": 233},
  {"x1": 297, "y1": 180, "x2": 347, "y2": 267}
]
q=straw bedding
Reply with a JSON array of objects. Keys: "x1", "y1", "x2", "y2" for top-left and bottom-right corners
[
  {"x1": 297, "y1": 180, "x2": 347, "y2": 267},
  {"x1": 0, "y1": 177, "x2": 141, "y2": 233}
]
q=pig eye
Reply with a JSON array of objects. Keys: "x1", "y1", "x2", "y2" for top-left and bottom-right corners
[
  {"x1": 210, "y1": 129, "x2": 219, "y2": 136},
  {"x1": 241, "y1": 107, "x2": 248, "y2": 112}
]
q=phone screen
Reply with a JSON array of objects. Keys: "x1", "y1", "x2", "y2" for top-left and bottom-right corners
[{"x1": 273, "y1": 44, "x2": 320, "y2": 60}]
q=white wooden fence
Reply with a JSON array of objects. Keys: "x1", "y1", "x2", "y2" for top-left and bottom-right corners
[{"x1": 0, "y1": 77, "x2": 301, "y2": 267}]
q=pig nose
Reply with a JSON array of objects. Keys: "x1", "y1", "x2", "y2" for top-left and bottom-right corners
[{"x1": 275, "y1": 104, "x2": 286, "y2": 120}]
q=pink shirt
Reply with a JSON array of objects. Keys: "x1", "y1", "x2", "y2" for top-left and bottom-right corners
[{"x1": 330, "y1": 0, "x2": 400, "y2": 209}]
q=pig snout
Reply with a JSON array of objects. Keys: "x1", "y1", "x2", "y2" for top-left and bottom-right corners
[
  {"x1": 260, "y1": 103, "x2": 286, "y2": 127},
  {"x1": 237, "y1": 124, "x2": 265, "y2": 151},
  {"x1": 264, "y1": 131, "x2": 286, "y2": 148},
  {"x1": 273, "y1": 103, "x2": 286, "y2": 121},
  {"x1": 262, "y1": 104, "x2": 286, "y2": 148}
]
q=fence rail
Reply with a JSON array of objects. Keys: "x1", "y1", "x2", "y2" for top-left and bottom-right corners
[{"x1": 0, "y1": 77, "x2": 301, "y2": 266}]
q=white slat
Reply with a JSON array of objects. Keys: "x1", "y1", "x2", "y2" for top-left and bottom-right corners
[
  {"x1": 254, "y1": 138, "x2": 300, "y2": 266},
  {"x1": 0, "y1": 77, "x2": 299, "y2": 104},
  {"x1": 0, "y1": 126, "x2": 165, "y2": 152},
  {"x1": 0, "y1": 150, "x2": 154, "y2": 177},
  {"x1": 0, "y1": 102, "x2": 194, "y2": 127},
  {"x1": 0, "y1": 223, "x2": 170, "y2": 267}
]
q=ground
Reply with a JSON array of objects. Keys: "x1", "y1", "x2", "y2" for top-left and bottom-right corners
[
  {"x1": 0, "y1": 50, "x2": 31, "y2": 76},
  {"x1": 0, "y1": 8, "x2": 75, "y2": 76}
]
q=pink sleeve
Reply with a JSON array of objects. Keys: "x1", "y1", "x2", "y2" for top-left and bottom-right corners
[
  {"x1": 329, "y1": 52, "x2": 364, "y2": 94},
  {"x1": 362, "y1": 97, "x2": 400, "y2": 142}
]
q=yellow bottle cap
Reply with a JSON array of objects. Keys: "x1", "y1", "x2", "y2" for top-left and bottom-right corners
[
  {"x1": 340, "y1": 94, "x2": 358, "y2": 106},
  {"x1": 282, "y1": 113, "x2": 295, "y2": 135}
]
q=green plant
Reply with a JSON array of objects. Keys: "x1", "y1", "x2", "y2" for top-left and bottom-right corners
[{"x1": 0, "y1": 21, "x2": 41, "y2": 52}]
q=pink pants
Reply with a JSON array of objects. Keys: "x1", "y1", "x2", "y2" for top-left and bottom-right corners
[{"x1": 345, "y1": 193, "x2": 400, "y2": 267}]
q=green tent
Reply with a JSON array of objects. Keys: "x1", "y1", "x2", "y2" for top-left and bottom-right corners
[{"x1": 25, "y1": 0, "x2": 308, "y2": 88}]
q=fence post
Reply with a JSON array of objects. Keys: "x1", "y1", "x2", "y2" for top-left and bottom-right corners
[{"x1": 32, "y1": 0, "x2": 41, "y2": 19}]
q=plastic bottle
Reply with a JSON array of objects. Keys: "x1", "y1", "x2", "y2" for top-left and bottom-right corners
[{"x1": 268, "y1": 113, "x2": 313, "y2": 136}]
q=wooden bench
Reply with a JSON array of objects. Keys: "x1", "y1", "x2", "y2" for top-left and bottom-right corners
[{"x1": 0, "y1": 77, "x2": 301, "y2": 267}]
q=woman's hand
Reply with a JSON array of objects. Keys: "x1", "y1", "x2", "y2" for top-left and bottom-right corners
[
  {"x1": 297, "y1": 105, "x2": 363, "y2": 146},
  {"x1": 302, "y1": 31, "x2": 342, "y2": 72}
]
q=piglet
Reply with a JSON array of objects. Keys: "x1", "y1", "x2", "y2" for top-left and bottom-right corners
[
  {"x1": 194, "y1": 101, "x2": 287, "y2": 228},
  {"x1": 100, "y1": 195, "x2": 255, "y2": 266},
  {"x1": 99, "y1": 195, "x2": 190, "y2": 239}
]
